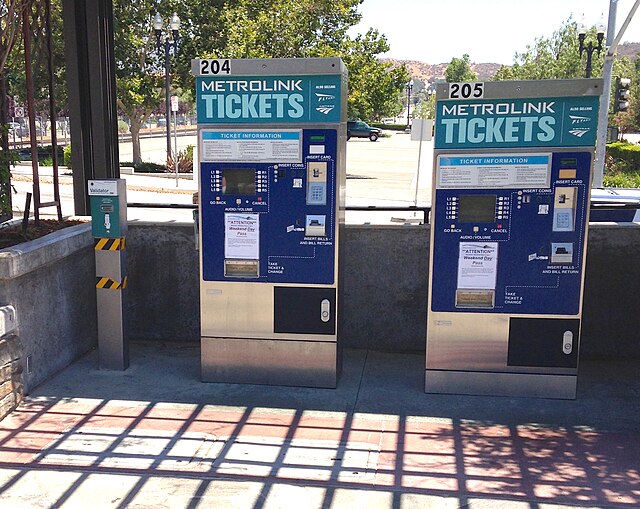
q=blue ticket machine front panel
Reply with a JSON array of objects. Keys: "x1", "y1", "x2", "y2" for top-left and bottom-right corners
[
  {"x1": 431, "y1": 151, "x2": 591, "y2": 316},
  {"x1": 200, "y1": 129, "x2": 338, "y2": 285},
  {"x1": 194, "y1": 58, "x2": 347, "y2": 388},
  {"x1": 426, "y1": 79, "x2": 602, "y2": 399}
]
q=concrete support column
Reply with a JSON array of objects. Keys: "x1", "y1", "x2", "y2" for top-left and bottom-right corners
[{"x1": 95, "y1": 248, "x2": 128, "y2": 370}]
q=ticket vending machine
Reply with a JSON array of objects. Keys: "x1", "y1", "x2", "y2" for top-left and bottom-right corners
[
  {"x1": 192, "y1": 58, "x2": 346, "y2": 387},
  {"x1": 426, "y1": 79, "x2": 602, "y2": 399}
]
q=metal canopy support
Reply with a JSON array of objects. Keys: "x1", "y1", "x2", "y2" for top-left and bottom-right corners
[
  {"x1": 61, "y1": 0, "x2": 120, "y2": 216},
  {"x1": 45, "y1": 0, "x2": 63, "y2": 221},
  {"x1": 594, "y1": 0, "x2": 640, "y2": 188}
]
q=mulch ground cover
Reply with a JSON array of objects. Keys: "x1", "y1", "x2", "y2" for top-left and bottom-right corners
[{"x1": 0, "y1": 219, "x2": 86, "y2": 250}]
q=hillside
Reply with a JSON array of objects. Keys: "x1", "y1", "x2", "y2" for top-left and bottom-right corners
[
  {"x1": 616, "y1": 42, "x2": 640, "y2": 59},
  {"x1": 385, "y1": 59, "x2": 503, "y2": 82},
  {"x1": 388, "y1": 43, "x2": 640, "y2": 83}
]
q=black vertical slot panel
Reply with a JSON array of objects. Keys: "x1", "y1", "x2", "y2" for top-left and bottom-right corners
[
  {"x1": 274, "y1": 287, "x2": 336, "y2": 335},
  {"x1": 508, "y1": 317, "x2": 580, "y2": 368}
]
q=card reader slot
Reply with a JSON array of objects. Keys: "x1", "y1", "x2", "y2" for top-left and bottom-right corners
[
  {"x1": 306, "y1": 162, "x2": 328, "y2": 205},
  {"x1": 552, "y1": 186, "x2": 577, "y2": 232}
]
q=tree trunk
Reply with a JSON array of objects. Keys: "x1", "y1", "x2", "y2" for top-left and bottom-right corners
[
  {"x1": 0, "y1": 73, "x2": 8, "y2": 146},
  {"x1": 0, "y1": 72, "x2": 14, "y2": 222},
  {"x1": 130, "y1": 120, "x2": 142, "y2": 164}
]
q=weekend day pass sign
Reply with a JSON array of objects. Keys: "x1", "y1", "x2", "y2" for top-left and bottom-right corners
[
  {"x1": 435, "y1": 94, "x2": 600, "y2": 149},
  {"x1": 196, "y1": 74, "x2": 342, "y2": 124}
]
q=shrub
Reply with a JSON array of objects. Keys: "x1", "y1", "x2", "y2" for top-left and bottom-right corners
[
  {"x1": 119, "y1": 161, "x2": 169, "y2": 173},
  {"x1": 167, "y1": 144, "x2": 194, "y2": 173},
  {"x1": 371, "y1": 122, "x2": 406, "y2": 131},
  {"x1": 63, "y1": 144, "x2": 72, "y2": 168},
  {"x1": 603, "y1": 171, "x2": 640, "y2": 188},
  {"x1": 133, "y1": 161, "x2": 168, "y2": 173},
  {"x1": 17, "y1": 145, "x2": 64, "y2": 163},
  {"x1": 605, "y1": 142, "x2": 640, "y2": 174},
  {"x1": 41, "y1": 145, "x2": 64, "y2": 160}
]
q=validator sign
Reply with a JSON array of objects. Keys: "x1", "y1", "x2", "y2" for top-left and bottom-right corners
[
  {"x1": 434, "y1": 95, "x2": 600, "y2": 149},
  {"x1": 196, "y1": 74, "x2": 342, "y2": 124}
]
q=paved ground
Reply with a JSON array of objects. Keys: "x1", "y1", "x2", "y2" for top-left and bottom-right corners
[
  {"x1": 9, "y1": 130, "x2": 433, "y2": 225},
  {"x1": 1, "y1": 343, "x2": 638, "y2": 508}
]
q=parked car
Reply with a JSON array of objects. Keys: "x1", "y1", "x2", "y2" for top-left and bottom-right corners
[
  {"x1": 347, "y1": 120, "x2": 382, "y2": 142},
  {"x1": 156, "y1": 118, "x2": 167, "y2": 127}
]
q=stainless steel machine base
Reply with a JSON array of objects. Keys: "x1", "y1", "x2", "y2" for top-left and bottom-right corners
[
  {"x1": 425, "y1": 370, "x2": 577, "y2": 399},
  {"x1": 202, "y1": 337, "x2": 337, "y2": 388}
]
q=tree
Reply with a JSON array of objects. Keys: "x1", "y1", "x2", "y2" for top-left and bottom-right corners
[
  {"x1": 341, "y1": 29, "x2": 410, "y2": 120},
  {"x1": 201, "y1": 0, "x2": 407, "y2": 120},
  {"x1": 112, "y1": 0, "x2": 375, "y2": 160},
  {"x1": 217, "y1": 0, "x2": 361, "y2": 59},
  {"x1": 612, "y1": 57, "x2": 640, "y2": 136},
  {"x1": 216, "y1": 0, "x2": 406, "y2": 120},
  {"x1": 445, "y1": 54, "x2": 477, "y2": 83},
  {"x1": 113, "y1": 1, "x2": 171, "y2": 164},
  {"x1": 0, "y1": 1, "x2": 27, "y2": 72},
  {"x1": 492, "y1": 16, "x2": 640, "y2": 138},
  {"x1": 172, "y1": 0, "x2": 361, "y2": 96},
  {"x1": 165, "y1": 0, "x2": 227, "y2": 104},
  {"x1": 4, "y1": 0, "x2": 68, "y2": 137},
  {"x1": 413, "y1": 93, "x2": 436, "y2": 119},
  {"x1": 492, "y1": 18, "x2": 603, "y2": 81}
]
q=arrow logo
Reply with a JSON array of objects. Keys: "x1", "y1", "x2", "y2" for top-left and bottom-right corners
[
  {"x1": 316, "y1": 106, "x2": 335, "y2": 115},
  {"x1": 569, "y1": 128, "x2": 590, "y2": 137}
]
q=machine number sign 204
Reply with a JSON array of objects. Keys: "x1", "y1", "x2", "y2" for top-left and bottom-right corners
[{"x1": 199, "y1": 59, "x2": 231, "y2": 75}]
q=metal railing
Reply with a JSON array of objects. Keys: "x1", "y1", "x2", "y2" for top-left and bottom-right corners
[{"x1": 127, "y1": 202, "x2": 640, "y2": 224}]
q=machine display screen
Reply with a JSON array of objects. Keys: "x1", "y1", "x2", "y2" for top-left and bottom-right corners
[
  {"x1": 222, "y1": 168, "x2": 256, "y2": 195},
  {"x1": 458, "y1": 194, "x2": 497, "y2": 223}
]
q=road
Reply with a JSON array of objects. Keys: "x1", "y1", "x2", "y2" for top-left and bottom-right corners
[{"x1": 9, "y1": 129, "x2": 433, "y2": 224}]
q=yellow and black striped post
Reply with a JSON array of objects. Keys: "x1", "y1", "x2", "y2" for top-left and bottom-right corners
[
  {"x1": 89, "y1": 179, "x2": 129, "y2": 370},
  {"x1": 94, "y1": 237, "x2": 126, "y2": 251}
]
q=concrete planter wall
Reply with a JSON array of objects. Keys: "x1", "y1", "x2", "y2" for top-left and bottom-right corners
[
  {"x1": 582, "y1": 224, "x2": 640, "y2": 358},
  {"x1": 126, "y1": 223, "x2": 199, "y2": 341},
  {"x1": 0, "y1": 223, "x2": 97, "y2": 420},
  {"x1": 126, "y1": 222, "x2": 640, "y2": 359}
]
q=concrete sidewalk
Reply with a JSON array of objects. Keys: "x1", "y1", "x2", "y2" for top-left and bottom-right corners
[{"x1": 0, "y1": 343, "x2": 638, "y2": 508}]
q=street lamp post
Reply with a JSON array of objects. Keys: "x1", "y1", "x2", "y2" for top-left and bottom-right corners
[
  {"x1": 406, "y1": 80, "x2": 413, "y2": 130},
  {"x1": 153, "y1": 12, "x2": 180, "y2": 168},
  {"x1": 577, "y1": 15, "x2": 606, "y2": 78}
]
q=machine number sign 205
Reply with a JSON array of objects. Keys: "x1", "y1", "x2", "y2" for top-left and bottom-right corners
[{"x1": 449, "y1": 82, "x2": 484, "y2": 100}]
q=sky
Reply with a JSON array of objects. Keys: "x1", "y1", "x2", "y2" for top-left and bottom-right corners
[{"x1": 349, "y1": 0, "x2": 640, "y2": 65}]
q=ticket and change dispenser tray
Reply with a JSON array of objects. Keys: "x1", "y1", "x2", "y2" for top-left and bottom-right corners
[{"x1": 224, "y1": 259, "x2": 259, "y2": 278}]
